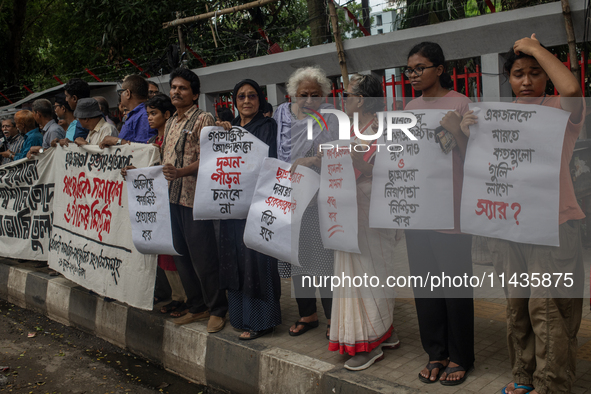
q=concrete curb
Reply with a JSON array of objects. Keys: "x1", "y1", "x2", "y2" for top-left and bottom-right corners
[{"x1": 0, "y1": 260, "x2": 416, "y2": 393}]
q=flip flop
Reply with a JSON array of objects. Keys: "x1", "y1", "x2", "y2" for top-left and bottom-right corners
[
  {"x1": 440, "y1": 365, "x2": 471, "y2": 386},
  {"x1": 288, "y1": 320, "x2": 319, "y2": 336},
  {"x1": 502, "y1": 384, "x2": 534, "y2": 394},
  {"x1": 239, "y1": 327, "x2": 274, "y2": 340},
  {"x1": 418, "y1": 362, "x2": 446, "y2": 384},
  {"x1": 170, "y1": 308, "x2": 189, "y2": 318}
]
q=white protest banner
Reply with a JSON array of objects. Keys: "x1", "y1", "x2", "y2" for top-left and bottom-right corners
[
  {"x1": 126, "y1": 166, "x2": 178, "y2": 255},
  {"x1": 318, "y1": 142, "x2": 360, "y2": 253},
  {"x1": 369, "y1": 110, "x2": 454, "y2": 229},
  {"x1": 243, "y1": 158, "x2": 319, "y2": 265},
  {"x1": 0, "y1": 151, "x2": 56, "y2": 261},
  {"x1": 48, "y1": 144, "x2": 160, "y2": 310},
  {"x1": 193, "y1": 126, "x2": 269, "y2": 220},
  {"x1": 461, "y1": 102, "x2": 568, "y2": 246}
]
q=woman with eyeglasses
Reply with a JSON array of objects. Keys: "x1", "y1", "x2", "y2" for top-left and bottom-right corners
[
  {"x1": 403, "y1": 42, "x2": 475, "y2": 386},
  {"x1": 216, "y1": 79, "x2": 281, "y2": 340},
  {"x1": 327, "y1": 74, "x2": 403, "y2": 371},
  {"x1": 274, "y1": 66, "x2": 339, "y2": 340}
]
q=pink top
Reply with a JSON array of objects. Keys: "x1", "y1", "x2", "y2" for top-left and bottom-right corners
[
  {"x1": 523, "y1": 96, "x2": 585, "y2": 224},
  {"x1": 405, "y1": 90, "x2": 472, "y2": 234}
]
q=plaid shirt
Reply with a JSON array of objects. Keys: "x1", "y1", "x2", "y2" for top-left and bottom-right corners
[{"x1": 2, "y1": 133, "x2": 25, "y2": 165}]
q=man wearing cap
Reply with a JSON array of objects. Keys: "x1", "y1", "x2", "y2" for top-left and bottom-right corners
[{"x1": 65, "y1": 98, "x2": 118, "y2": 146}]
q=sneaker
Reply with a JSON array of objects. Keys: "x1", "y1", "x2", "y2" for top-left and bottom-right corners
[
  {"x1": 207, "y1": 315, "x2": 226, "y2": 333},
  {"x1": 381, "y1": 331, "x2": 401, "y2": 349},
  {"x1": 344, "y1": 347, "x2": 384, "y2": 371}
]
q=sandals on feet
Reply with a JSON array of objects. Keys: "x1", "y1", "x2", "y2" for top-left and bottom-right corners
[
  {"x1": 440, "y1": 365, "x2": 471, "y2": 386},
  {"x1": 418, "y1": 362, "x2": 446, "y2": 384},
  {"x1": 288, "y1": 320, "x2": 319, "y2": 336},
  {"x1": 239, "y1": 327, "x2": 274, "y2": 340},
  {"x1": 170, "y1": 308, "x2": 189, "y2": 318},
  {"x1": 160, "y1": 301, "x2": 186, "y2": 314},
  {"x1": 501, "y1": 384, "x2": 534, "y2": 394}
]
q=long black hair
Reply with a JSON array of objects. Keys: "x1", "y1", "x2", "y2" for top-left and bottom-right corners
[
  {"x1": 503, "y1": 42, "x2": 547, "y2": 76},
  {"x1": 407, "y1": 42, "x2": 453, "y2": 89}
]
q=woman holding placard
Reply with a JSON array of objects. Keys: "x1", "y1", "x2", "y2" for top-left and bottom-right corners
[
  {"x1": 216, "y1": 79, "x2": 281, "y2": 340},
  {"x1": 274, "y1": 66, "x2": 339, "y2": 339},
  {"x1": 403, "y1": 42, "x2": 475, "y2": 386},
  {"x1": 461, "y1": 34, "x2": 585, "y2": 394},
  {"x1": 327, "y1": 73, "x2": 402, "y2": 371}
]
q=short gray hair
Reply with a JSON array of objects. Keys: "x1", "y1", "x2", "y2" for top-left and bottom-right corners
[
  {"x1": 32, "y1": 98, "x2": 53, "y2": 118},
  {"x1": 1, "y1": 117, "x2": 16, "y2": 127},
  {"x1": 286, "y1": 66, "x2": 332, "y2": 97},
  {"x1": 348, "y1": 74, "x2": 384, "y2": 113}
]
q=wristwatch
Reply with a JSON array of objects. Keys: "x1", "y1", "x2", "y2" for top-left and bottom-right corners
[
  {"x1": 39, "y1": 148, "x2": 44, "y2": 154},
  {"x1": 116, "y1": 138, "x2": 122, "y2": 145}
]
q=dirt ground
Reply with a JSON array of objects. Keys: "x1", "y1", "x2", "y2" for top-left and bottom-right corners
[{"x1": 0, "y1": 299, "x2": 222, "y2": 394}]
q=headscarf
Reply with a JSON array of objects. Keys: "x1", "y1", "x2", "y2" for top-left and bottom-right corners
[{"x1": 232, "y1": 79, "x2": 266, "y2": 118}]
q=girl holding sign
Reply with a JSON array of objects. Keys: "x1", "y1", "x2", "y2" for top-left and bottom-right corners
[
  {"x1": 404, "y1": 42, "x2": 475, "y2": 386},
  {"x1": 461, "y1": 35, "x2": 585, "y2": 394},
  {"x1": 217, "y1": 79, "x2": 282, "y2": 341}
]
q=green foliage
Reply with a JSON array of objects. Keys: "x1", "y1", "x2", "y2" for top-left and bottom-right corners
[{"x1": 0, "y1": 0, "x2": 311, "y2": 104}]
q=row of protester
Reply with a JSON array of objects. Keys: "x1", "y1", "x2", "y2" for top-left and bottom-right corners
[{"x1": 0, "y1": 34, "x2": 584, "y2": 394}]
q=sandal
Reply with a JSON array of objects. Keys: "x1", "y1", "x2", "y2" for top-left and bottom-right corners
[
  {"x1": 502, "y1": 384, "x2": 534, "y2": 394},
  {"x1": 160, "y1": 301, "x2": 186, "y2": 314},
  {"x1": 239, "y1": 327, "x2": 274, "y2": 341},
  {"x1": 326, "y1": 324, "x2": 331, "y2": 340},
  {"x1": 440, "y1": 364, "x2": 471, "y2": 386},
  {"x1": 418, "y1": 362, "x2": 447, "y2": 384},
  {"x1": 170, "y1": 308, "x2": 189, "y2": 318},
  {"x1": 288, "y1": 320, "x2": 319, "y2": 336}
]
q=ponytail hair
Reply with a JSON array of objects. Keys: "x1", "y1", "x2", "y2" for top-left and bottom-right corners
[{"x1": 407, "y1": 42, "x2": 453, "y2": 89}]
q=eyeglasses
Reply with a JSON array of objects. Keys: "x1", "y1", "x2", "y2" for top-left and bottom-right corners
[
  {"x1": 403, "y1": 65, "x2": 437, "y2": 78},
  {"x1": 117, "y1": 88, "x2": 127, "y2": 96},
  {"x1": 236, "y1": 94, "x2": 258, "y2": 102}
]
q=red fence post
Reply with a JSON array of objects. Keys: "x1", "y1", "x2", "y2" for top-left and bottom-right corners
[
  {"x1": 23, "y1": 85, "x2": 34, "y2": 94},
  {"x1": 53, "y1": 75, "x2": 64, "y2": 84},
  {"x1": 0, "y1": 91, "x2": 13, "y2": 104},
  {"x1": 85, "y1": 68, "x2": 103, "y2": 82},
  {"x1": 127, "y1": 58, "x2": 152, "y2": 78}
]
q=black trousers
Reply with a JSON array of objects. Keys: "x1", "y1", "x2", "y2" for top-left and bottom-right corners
[
  {"x1": 170, "y1": 204, "x2": 228, "y2": 317},
  {"x1": 292, "y1": 275, "x2": 332, "y2": 319},
  {"x1": 406, "y1": 230, "x2": 475, "y2": 369}
]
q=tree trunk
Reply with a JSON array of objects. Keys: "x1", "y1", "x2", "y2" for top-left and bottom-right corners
[
  {"x1": 307, "y1": 0, "x2": 329, "y2": 46},
  {"x1": 6, "y1": 0, "x2": 28, "y2": 86},
  {"x1": 361, "y1": 0, "x2": 370, "y2": 33},
  {"x1": 561, "y1": 0, "x2": 579, "y2": 79}
]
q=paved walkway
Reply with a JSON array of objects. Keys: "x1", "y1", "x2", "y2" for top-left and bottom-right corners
[
  {"x1": 263, "y1": 239, "x2": 591, "y2": 394},
  {"x1": 3, "y1": 237, "x2": 591, "y2": 393}
]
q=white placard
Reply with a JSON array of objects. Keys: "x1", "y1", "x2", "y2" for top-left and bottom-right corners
[
  {"x1": 318, "y1": 142, "x2": 360, "y2": 253},
  {"x1": 461, "y1": 102, "x2": 568, "y2": 246},
  {"x1": 193, "y1": 126, "x2": 269, "y2": 220},
  {"x1": 369, "y1": 110, "x2": 454, "y2": 229},
  {"x1": 126, "y1": 166, "x2": 178, "y2": 255},
  {"x1": 0, "y1": 151, "x2": 56, "y2": 261},
  {"x1": 48, "y1": 144, "x2": 160, "y2": 310},
  {"x1": 243, "y1": 158, "x2": 319, "y2": 265}
]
